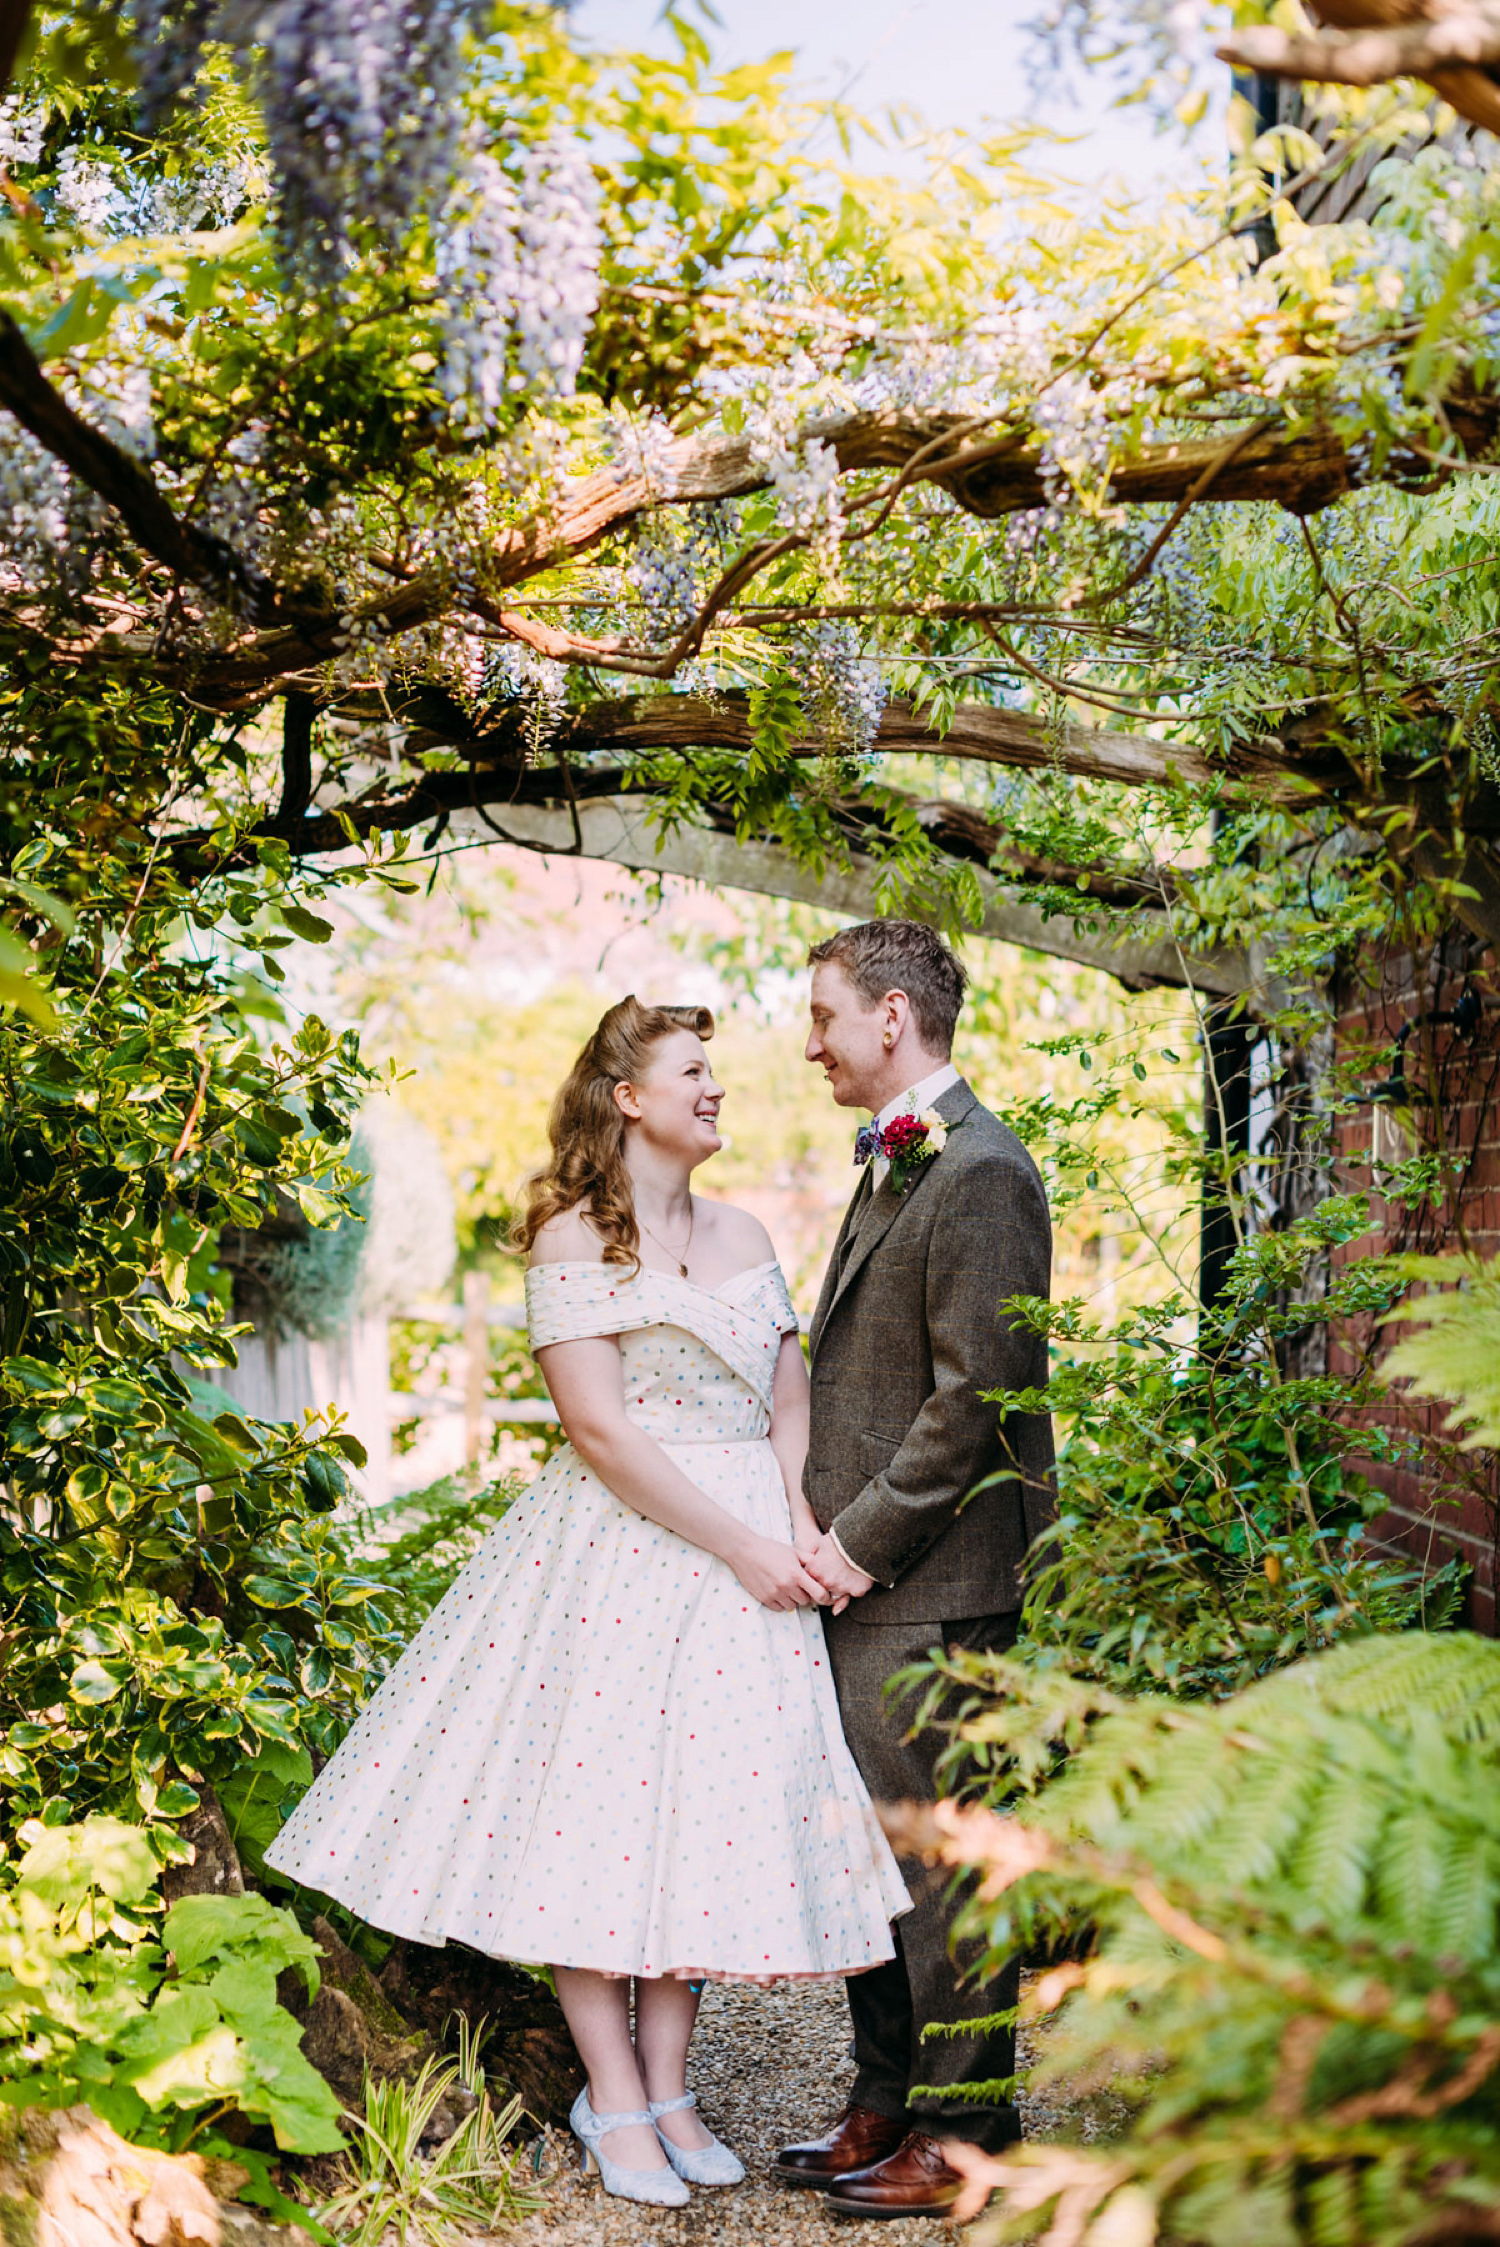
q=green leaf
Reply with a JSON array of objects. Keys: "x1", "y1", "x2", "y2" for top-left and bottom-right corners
[
  {"x1": 118, "y1": 2007, "x2": 246, "y2": 2110},
  {"x1": 242, "y1": 1575, "x2": 311, "y2": 1608},
  {"x1": 153, "y1": 1781, "x2": 202, "y2": 1819},
  {"x1": 0, "y1": 925, "x2": 55, "y2": 1026},
  {"x1": 211, "y1": 1411, "x2": 259, "y2": 1455},
  {"x1": 19, "y1": 1814, "x2": 159, "y2": 1909},
  {"x1": 69, "y1": 1659, "x2": 128, "y2": 1705},
  {"x1": 280, "y1": 905, "x2": 334, "y2": 944},
  {"x1": 242, "y1": 1699, "x2": 300, "y2": 1746},
  {"x1": 4, "y1": 1354, "x2": 62, "y2": 1395},
  {"x1": 167, "y1": 1891, "x2": 322, "y2": 1984},
  {"x1": 296, "y1": 1183, "x2": 342, "y2": 1227}
]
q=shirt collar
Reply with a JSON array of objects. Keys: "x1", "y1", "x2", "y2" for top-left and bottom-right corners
[{"x1": 873, "y1": 1061, "x2": 961, "y2": 1135}]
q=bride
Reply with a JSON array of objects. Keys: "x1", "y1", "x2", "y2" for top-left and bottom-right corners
[{"x1": 265, "y1": 997, "x2": 910, "y2": 2205}]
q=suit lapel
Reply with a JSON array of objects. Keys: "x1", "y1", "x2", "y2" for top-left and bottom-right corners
[
  {"x1": 810, "y1": 1166, "x2": 872, "y2": 1354},
  {"x1": 815, "y1": 1079, "x2": 979, "y2": 1344}
]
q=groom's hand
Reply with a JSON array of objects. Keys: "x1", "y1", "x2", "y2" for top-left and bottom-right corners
[{"x1": 806, "y1": 1529, "x2": 875, "y2": 1616}]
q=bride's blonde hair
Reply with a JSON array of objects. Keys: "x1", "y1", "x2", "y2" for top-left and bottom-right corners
[{"x1": 513, "y1": 996, "x2": 716, "y2": 1270}]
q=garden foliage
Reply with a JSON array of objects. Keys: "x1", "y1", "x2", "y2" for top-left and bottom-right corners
[
  {"x1": 0, "y1": 680, "x2": 421, "y2": 1867},
  {"x1": 1382, "y1": 1250, "x2": 1500, "y2": 1451},
  {"x1": 314, "y1": 2020, "x2": 540, "y2": 2247},
  {"x1": 0, "y1": 1814, "x2": 343, "y2": 2154},
  {"x1": 911, "y1": 1632, "x2": 1500, "y2": 2247},
  {"x1": 2, "y1": 0, "x2": 1500, "y2": 2225},
  {"x1": 993, "y1": 1309, "x2": 1461, "y2": 1703},
  {"x1": 967, "y1": 1147, "x2": 1465, "y2": 1705}
]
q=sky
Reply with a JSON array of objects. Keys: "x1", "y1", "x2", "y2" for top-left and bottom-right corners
[{"x1": 570, "y1": 0, "x2": 1222, "y2": 192}]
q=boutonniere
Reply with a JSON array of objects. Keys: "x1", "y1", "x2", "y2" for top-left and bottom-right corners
[{"x1": 872, "y1": 1108, "x2": 958, "y2": 1195}]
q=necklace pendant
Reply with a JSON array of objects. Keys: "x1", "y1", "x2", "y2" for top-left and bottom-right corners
[{"x1": 678, "y1": 1260, "x2": 688, "y2": 1278}]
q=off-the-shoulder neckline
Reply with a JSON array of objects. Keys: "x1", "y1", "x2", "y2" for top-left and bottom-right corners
[{"x1": 528, "y1": 1257, "x2": 779, "y2": 1302}]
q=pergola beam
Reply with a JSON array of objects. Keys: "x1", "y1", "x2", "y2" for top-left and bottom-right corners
[{"x1": 460, "y1": 795, "x2": 1258, "y2": 996}]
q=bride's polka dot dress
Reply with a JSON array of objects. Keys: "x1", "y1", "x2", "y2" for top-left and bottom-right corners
[{"x1": 266, "y1": 1260, "x2": 910, "y2": 1983}]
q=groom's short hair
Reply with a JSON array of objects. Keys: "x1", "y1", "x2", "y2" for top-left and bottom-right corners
[{"x1": 807, "y1": 920, "x2": 968, "y2": 1053}]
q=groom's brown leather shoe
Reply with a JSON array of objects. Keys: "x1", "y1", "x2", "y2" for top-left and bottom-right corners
[
  {"x1": 824, "y1": 2131, "x2": 966, "y2": 2218},
  {"x1": 771, "y1": 2104, "x2": 908, "y2": 2190}
]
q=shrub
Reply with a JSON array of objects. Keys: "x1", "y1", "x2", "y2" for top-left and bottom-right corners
[
  {"x1": 0, "y1": 1814, "x2": 344, "y2": 2156},
  {"x1": 992, "y1": 1273, "x2": 1461, "y2": 1703},
  {"x1": 217, "y1": 1475, "x2": 523, "y2": 1893}
]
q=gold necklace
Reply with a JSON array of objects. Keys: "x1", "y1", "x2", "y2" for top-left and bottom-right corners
[{"x1": 640, "y1": 1197, "x2": 694, "y2": 1278}]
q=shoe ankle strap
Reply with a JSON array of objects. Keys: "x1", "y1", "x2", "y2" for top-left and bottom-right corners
[
  {"x1": 584, "y1": 2101, "x2": 655, "y2": 2134},
  {"x1": 649, "y1": 2092, "x2": 697, "y2": 2117}
]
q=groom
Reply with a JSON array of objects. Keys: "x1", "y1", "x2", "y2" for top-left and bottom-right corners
[{"x1": 774, "y1": 918, "x2": 1055, "y2": 2218}]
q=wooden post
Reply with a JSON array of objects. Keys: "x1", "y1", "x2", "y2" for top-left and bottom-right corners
[{"x1": 462, "y1": 1268, "x2": 489, "y2": 1473}]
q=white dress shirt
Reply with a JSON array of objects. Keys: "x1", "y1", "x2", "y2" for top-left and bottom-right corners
[{"x1": 829, "y1": 1060, "x2": 962, "y2": 1580}]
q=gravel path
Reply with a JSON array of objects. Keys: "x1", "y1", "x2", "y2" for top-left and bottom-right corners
[
  {"x1": 515, "y1": 1978, "x2": 961, "y2": 2246},
  {"x1": 512, "y1": 1971, "x2": 1130, "y2": 2242}
]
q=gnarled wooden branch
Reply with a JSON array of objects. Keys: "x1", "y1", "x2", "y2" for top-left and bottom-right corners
[
  {"x1": 1219, "y1": 3, "x2": 1500, "y2": 137},
  {"x1": 0, "y1": 315, "x2": 317, "y2": 630},
  {"x1": 164, "y1": 401, "x2": 1500, "y2": 709},
  {"x1": 321, "y1": 685, "x2": 1328, "y2": 804},
  {"x1": 0, "y1": 0, "x2": 30, "y2": 102}
]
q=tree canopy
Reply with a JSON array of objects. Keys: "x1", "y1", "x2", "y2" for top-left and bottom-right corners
[{"x1": 1, "y1": 0, "x2": 1499, "y2": 996}]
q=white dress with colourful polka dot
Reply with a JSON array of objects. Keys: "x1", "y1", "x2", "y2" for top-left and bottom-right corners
[{"x1": 264, "y1": 1258, "x2": 911, "y2": 1982}]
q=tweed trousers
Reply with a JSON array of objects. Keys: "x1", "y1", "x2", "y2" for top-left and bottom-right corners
[{"x1": 823, "y1": 1608, "x2": 1023, "y2": 2152}]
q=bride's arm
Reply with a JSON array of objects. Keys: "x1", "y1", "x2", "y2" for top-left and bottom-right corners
[
  {"x1": 537, "y1": 1332, "x2": 827, "y2": 1613},
  {"x1": 769, "y1": 1332, "x2": 817, "y2": 1549}
]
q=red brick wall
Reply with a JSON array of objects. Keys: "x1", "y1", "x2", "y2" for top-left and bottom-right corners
[{"x1": 1327, "y1": 940, "x2": 1500, "y2": 1633}]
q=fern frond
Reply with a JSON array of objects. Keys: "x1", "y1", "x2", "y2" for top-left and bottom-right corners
[
  {"x1": 909, "y1": 2076, "x2": 1019, "y2": 2103},
  {"x1": 921, "y1": 2007, "x2": 1020, "y2": 2041},
  {"x1": 1382, "y1": 1252, "x2": 1500, "y2": 1449},
  {"x1": 937, "y1": 1632, "x2": 1500, "y2": 2247}
]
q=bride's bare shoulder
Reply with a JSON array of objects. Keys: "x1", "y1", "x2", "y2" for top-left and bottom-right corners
[
  {"x1": 698, "y1": 1198, "x2": 776, "y2": 1266},
  {"x1": 528, "y1": 1205, "x2": 607, "y2": 1268}
]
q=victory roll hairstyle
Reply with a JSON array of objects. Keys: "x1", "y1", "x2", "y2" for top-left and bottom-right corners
[
  {"x1": 513, "y1": 996, "x2": 715, "y2": 1271},
  {"x1": 807, "y1": 919, "x2": 968, "y2": 1053}
]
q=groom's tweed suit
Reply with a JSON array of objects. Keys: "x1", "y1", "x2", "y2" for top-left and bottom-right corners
[{"x1": 805, "y1": 1075, "x2": 1055, "y2": 2149}]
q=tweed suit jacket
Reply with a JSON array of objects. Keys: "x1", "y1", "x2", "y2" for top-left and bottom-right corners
[{"x1": 803, "y1": 1077, "x2": 1056, "y2": 1625}]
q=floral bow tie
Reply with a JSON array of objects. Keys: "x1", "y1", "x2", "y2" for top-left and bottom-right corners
[{"x1": 852, "y1": 1124, "x2": 882, "y2": 1166}]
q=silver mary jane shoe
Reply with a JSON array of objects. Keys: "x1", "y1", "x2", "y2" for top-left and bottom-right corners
[
  {"x1": 570, "y1": 2088, "x2": 691, "y2": 2206},
  {"x1": 650, "y1": 2090, "x2": 745, "y2": 2186}
]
